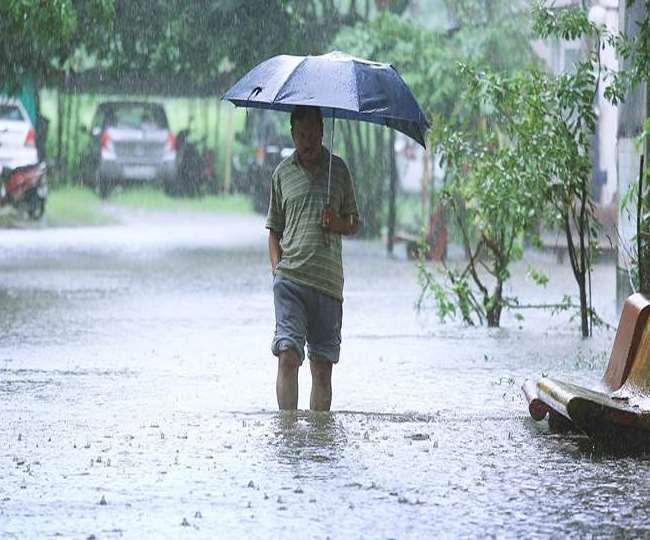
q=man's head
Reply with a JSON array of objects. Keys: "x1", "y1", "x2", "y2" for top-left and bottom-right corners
[{"x1": 290, "y1": 106, "x2": 323, "y2": 166}]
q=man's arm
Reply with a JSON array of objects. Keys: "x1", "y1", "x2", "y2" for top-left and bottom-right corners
[{"x1": 268, "y1": 230, "x2": 283, "y2": 273}]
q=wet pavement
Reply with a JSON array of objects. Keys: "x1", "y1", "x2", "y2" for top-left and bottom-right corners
[{"x1": 1, "y1": 210, "x2": 648, "y2": 538}]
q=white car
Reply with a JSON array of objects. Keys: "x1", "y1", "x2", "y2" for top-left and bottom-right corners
[{"x1": 0, "y1": 97, "x2": 39, "y2": 171}]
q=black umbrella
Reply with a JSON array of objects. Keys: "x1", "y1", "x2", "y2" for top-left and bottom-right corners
[{"x1": 223, "y1": 51, "x2": 429, "y2": 202}]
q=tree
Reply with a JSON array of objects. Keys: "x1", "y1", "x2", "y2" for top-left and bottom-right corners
[
  {"x1": 71, "y1": 0, "x2": 373, "y2": 95},
  {"x1": 420, "y1": 5, "x2": 604, "y2": 334},
  {"x1": 332, "y1": 3, "x2": 534, "y2": 241},
  {"x1": 0, "y1": 0, "x2": 114, "y2": 92},
  {"x1": 419, "y1": 69, "x2": 559, "y2": 328}
]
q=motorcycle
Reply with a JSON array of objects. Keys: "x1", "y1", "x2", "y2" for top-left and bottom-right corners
[
  {"x1": 0, "y1": 161, "x2": 48, "y2": 220},
  {"x1": 167, "y1": 128, "x2": 216, "y2": 197}
]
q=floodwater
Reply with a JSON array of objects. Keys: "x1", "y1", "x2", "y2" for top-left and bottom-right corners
[{"x1": 1, "y1": 210, "x2": 648, "y2": 538}]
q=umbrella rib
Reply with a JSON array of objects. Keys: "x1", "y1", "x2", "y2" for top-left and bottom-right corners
[{"x1": 352, "y1": 60, "x2": 362, "y2": 116}]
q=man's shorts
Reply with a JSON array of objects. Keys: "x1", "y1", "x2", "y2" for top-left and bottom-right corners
[{"x1": 271, "y1": 274, "x2": 342, "y2": 365}]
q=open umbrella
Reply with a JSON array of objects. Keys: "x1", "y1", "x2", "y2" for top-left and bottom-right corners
[{"x1": 222, "y1": 51, "x2": 429, "y2": 202}]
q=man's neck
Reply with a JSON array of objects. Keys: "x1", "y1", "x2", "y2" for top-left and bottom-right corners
[{"x1": 297, "y1": 147, "x2": 323, "y2": 170}]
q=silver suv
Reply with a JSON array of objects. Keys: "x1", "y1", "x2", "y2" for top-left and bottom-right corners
[{"x1": 83, "y1": 101, "x2": 176, "y2": 197}]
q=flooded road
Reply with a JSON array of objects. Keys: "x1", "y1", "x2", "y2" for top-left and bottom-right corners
[{"x1": 1, "y1": 211, "x2": 647, "y2": 538}]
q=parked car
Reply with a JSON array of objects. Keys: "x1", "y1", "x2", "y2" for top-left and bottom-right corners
[
  {"x1": 81, "y1": 101, "x2": 176, "y2": 198},
  {"x1": 0, "y1": 97, "x2": 39, "y2": 172}
]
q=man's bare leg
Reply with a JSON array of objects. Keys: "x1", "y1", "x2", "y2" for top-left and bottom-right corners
[
  {"x1": 277, "y1": 350, "x2": 299, "y2": 410},
  {"x1": 309, "y1": 359, "x2": 332, "y2": 411}
]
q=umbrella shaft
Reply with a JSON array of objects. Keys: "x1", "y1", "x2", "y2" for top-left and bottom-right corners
[{"x1": 327, "y1": 114, "x2": 335, "y2": 205}]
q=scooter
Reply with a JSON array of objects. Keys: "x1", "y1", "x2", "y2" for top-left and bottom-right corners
[
  {"x1": 0, "y1": 162, "x2": 48, "y2": 220},
  {"x1": 167, "y1": 128, "x2": 217, "y2": 197}
]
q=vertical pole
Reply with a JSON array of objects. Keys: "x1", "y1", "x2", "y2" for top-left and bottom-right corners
[
  {"x1": 214, "y1": 101, "x2": 221, "y2": 191},
  {"x1": 422, "y1": 147, "x2": 432, "y2": 230},
  {"x1": 56, "y1": 87, "x2": 64, "y2": 175},
  {"x1": 71, "y1": 92, "x2": 81, "y2": 183},
  {"x1": 214, "y1": 100, "x2": 221, "y2": 149},
  {"x1": 616, "y1": 0, "x2": 647, "y2": 306},
  {"x1": 223, "y1": 106, "x2": 233, "y2": 193},
  {"x1": 642, "y1": 81, "x2": 650, "y2": 295},
  {"x1": 639, "y1": 155, "x2": 645, "y2": 290},
  {"x1": 63, "y1": 88, "x2": 73, "y2": 183},
  {"x1": 387, "y1": 130, "x2": 397, "y2": 255},
  {"x1": 202, "y1": 98, "x2": 209, "y2": 150}
]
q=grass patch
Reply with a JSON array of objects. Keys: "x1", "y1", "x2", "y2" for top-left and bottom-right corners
[
  {"x1": 109, "y1": 187, "x2": 253, "y2": 214},
  {"x1": 1, "y1": 186, "x2": 255, "y2": 229},
  {"x1": 46, "y1": 186, "x2": 116, "y2": 226}
]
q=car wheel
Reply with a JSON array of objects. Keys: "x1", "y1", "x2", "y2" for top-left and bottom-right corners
[
  {"x1": 163, "y1": 177, "x2": 177, "y2": 197},
  {"x1": 96, "y1": 171, "x2": 111, "y2": 199},
  {"x1": 27, "y1": 193, "x2": 45, "y2": 220}
]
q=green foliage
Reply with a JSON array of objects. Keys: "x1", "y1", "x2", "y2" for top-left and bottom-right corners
[
  {"x1": 334, "y1": 4, "x2": 533, "y2": 124},
  {"x1": 532, "y1": 2, "x2": 593, "y2": 41},
  {"x1": 109, "y1": 187, "x2": 252, "y2": 214},
  {"x1": 421, "y1": 69, "x2": 547, "y2": 327},
  {"x1": 0, "y1": 0, "x2": 114, "y2": 90},
  {"x1": 620, "y1": 116, "x2": 650, "y2": 293},
  {"x1": 332, "y1": 3, "x2": 534, "y2": 239},
  {"x1": 98, "y1": 0, "x2": 368, "y2": 91},
  {"x1": 527, "y1": 266, "x2": 549, "y2": 287},
  {"x1": 420, "y1": 42, "x2": 601, "y2": 332},
  {"x1": 2, "y1": 0, "x2": 370, "y2": 94}
]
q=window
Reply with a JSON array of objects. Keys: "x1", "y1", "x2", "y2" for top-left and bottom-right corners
[
  {"x1": 104, "y1": 104, "x2": 168, "y2": 129},
  {"x1": 0, "y1": 105, "x2": 25, "y2": 121}
]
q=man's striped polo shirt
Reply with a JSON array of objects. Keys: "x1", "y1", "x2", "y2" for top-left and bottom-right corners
[{"x1": 266, "y1": 147, "x2": 358, "y2": 301}]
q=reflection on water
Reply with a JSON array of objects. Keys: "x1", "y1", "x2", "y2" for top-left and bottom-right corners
[{"x1": 273, "y1": 411, "x2": 345, "y2": 465}]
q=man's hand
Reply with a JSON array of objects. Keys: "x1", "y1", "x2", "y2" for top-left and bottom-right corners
[
  {"x1": 268, "y1": 230, "x2": 282, "y2": 274},
  {"x1": 321, "y1": 207, "x2": 359, "y2": 235},
  {"x1": 321, "y1": 207, "x2": 333, "y2": 229}
]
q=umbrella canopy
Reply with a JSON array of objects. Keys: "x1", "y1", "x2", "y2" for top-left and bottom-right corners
[{"x1": 222, "y1": 51, "x2": 429, "y2": 148}]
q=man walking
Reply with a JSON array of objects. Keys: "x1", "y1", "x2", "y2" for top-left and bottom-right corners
[{"x1": 266, "y1": 105, "x2": 360, "y2": 411}]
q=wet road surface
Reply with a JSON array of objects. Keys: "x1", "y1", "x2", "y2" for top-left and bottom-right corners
[{"x1": 2, "y1": 211, "x2": 648, "y2": 538}]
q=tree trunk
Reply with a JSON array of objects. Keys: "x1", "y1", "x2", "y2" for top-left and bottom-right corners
[
  {"x1": 223, "y1": 106, "x2": 233, "y2": 193},
  {"x1": 578, "y1": 273, "x2": 589, "y2": 337},
  {"x1": 71, "y1": 93, "x2": 81, "y2": 183},
  {"x1": 486, "y1": 286, "x2": 503, "y2": 328},
  {"x1": 202, "y1": 98, "x2": 209, "y2": 151},
  {"x1": 564, "y1": 205, "x2": 591, "y2": 338},
  {"x1": 63, "y1": 90, "x2": 73, "y2": 182},
  {"x1": 56, "y1": 88, "x2": 64, "y2": 175},
  {"x1": 214, "y1": 101, "x2": 221, "y2": 149},
  {"x1": 387, "y1": 130, "x2": 397, "y2": 255}
]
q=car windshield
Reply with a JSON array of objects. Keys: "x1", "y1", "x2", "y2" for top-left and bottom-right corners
[
  {"x1": 104, "y1": 104, "x2": 168, "y2": 129},
  {"x1": 0, "y1": 105, "x2": 25, "y2": 121}
]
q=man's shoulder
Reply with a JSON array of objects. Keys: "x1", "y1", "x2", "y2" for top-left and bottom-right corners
[{"x1": 273, "y1": 153, "x2": 298, "y2": 178}]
